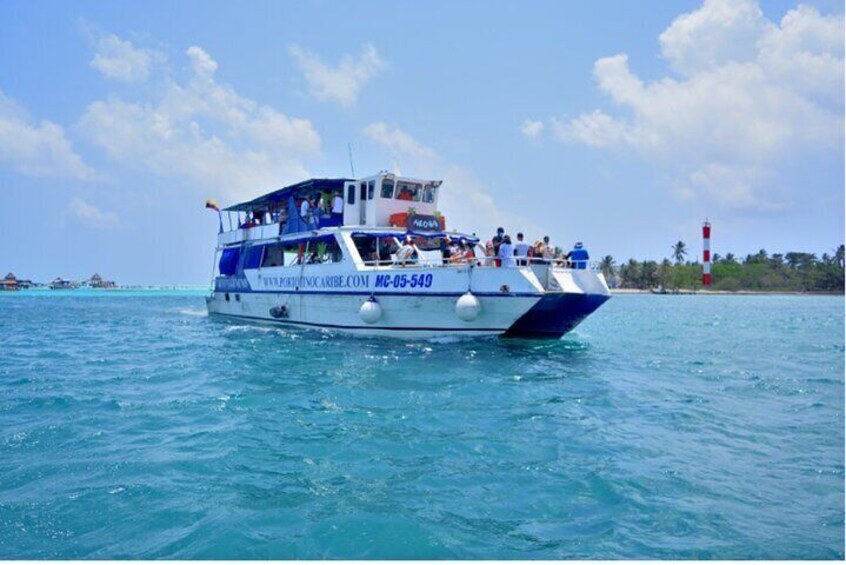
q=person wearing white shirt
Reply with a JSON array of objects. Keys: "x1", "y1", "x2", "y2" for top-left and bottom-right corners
[
  {"x1": 542, "y1": 235, "x2": 554, "y2": 263},
  {"x1": 498, "y1": 235, "x2": 516, "y2": 268},
  {"x1": 300, "y1": 196, "x2": 315, "y2": 229},
  {"x1": 332, "y1": 193, "x2": 344, "y2": 220},
  {"x1": 395, "y1": 236, "x2": 417, "y2": 265},
  {"x1": 514, "y1": 232, "x2": 530, "y2": 266}
]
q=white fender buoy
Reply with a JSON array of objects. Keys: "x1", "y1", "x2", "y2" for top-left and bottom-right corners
[
  {"x1": 359, "y1": 297, "x2": 382, "y2": 324},
  {"x1": 455, "y1": 292, "x2": 481, "y2": 321}
]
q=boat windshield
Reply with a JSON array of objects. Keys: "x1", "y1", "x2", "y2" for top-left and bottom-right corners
[{"x1": 394, "y1": 181, "x2": 422, "y2": 202}]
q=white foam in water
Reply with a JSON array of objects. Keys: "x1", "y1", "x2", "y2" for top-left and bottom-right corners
[{"x1": 178, "y1": 308, "x2": 208, "y2": 317}]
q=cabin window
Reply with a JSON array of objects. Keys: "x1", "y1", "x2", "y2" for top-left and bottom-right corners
[
  {"x1": 243, "y1": 245, "x2": 264, "y2": 269},
  {"x1": 395, "y1": 181, "x2": 422, "y2": 202},
  {"x1": 283, "y1": 242, "x2": 306, "y2": 267},
  {"x1": 219, "y1": 247, "x2": 241, "y2": 276},
  {"x1": 347, "y1": 184, "x2": 355, "y2": 205},
  {"x1": 261, "y1": 243, "x2": 284, "y2": 267},
  {"x1": 381, "y1": 179, "x2": 394, "y2": 198},
  {"x1": 368, "y1": 181, "x2": 375, "y2": 199},
  {"x1": 352, "y1": 234, "x2": 400, "y2": 264},
  {"x1": 423, "y1": 184, "x2": 437, "y2": 203},
  {"x1": 307, "y1": 238, "x2": 344, "y2": 264},
  {"x1": 261, "y1": 239, "x2": 344, "y2": 267},
  {"x1": 359, "y1": 182, "x2": 367, "y2": 201}
]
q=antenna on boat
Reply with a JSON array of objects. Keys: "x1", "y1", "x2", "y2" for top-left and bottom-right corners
[{"x1": 347, "y1": 143, "x2": 356, "y2": 177}]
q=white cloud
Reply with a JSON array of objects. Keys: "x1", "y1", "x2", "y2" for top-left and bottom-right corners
[
  {"x1": 520, "y1": 120, "x2": 544, "y2": 139},
  {"x1": 0, "y1": 89, "x2": 96, "y2": 180},
  {"x1": 362, "y1": 122, "x2": 545, "y2": 240},
  {"x1": 363, "y1": 122, "x2": 437, "y2": 163},
  {"x1": 90, "y1": 33, "x2": 158, "y2": 83},
  {"x1": 289, "y1": 44, "x2": 386, "y2": 107},
  {"x1": 65, "y1": 197, "x2": 119, "y2": 228},
  {"x1": 659, "y1": 0, "x2": 769, "y2": 76},
  {"x1": 553, "y1": 110, "x2": 632, "y2": 147},
  {"x1": 553, "y1": 0, "x2": 843, "y2": 209},
  {"x1": 79, "y1": 41, "x2": 321, "y2": 201}
]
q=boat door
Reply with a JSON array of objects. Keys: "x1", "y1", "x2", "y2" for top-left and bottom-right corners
[
  {"x1": 359, "y1": 182, "x2": 367, "y2": 225},
  {"x1": 343, "y1": 181, "x2": 357, "y2": 226}
]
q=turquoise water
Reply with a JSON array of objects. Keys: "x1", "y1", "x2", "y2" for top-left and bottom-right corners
[{"x1": 0, "y1": 291, "x2": 842, "y2": 559}]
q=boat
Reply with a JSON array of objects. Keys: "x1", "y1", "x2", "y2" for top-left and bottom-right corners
[
  {"x1": 205, "y1": 173, "x2": 611, "y2": 338},
  {"x1": 49, "y1": 277, "x2": 79, "y2": 290}
]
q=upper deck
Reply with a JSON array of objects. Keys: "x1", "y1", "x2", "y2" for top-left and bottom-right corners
[{"x1": 217, "y1": 173, "x2": 444, "y2": 247}]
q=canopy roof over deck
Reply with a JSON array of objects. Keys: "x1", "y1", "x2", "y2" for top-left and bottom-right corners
[{"x1": 223, "y1": 178, "x2": 352, "y2": 212}]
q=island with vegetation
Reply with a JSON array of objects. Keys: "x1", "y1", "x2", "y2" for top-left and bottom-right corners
[{"x1": 599, "y1": 243, "x2": 844, "y2": 293}]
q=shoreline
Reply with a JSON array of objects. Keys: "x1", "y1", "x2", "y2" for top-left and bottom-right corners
[{"x1": 611, "y1": 288, "x2": 844, "y2": 296}]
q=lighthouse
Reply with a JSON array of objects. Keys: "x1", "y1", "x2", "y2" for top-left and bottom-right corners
[{"x1": 702, "y1": 221, "x2": 712, "y2": 286}]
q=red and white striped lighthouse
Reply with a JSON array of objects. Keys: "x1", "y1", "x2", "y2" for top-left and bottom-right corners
[{"x1": 702, "y1": 221, "x2": 712, "y2": 286}]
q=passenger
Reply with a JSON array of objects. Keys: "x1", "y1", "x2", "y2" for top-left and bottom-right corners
[
  {"x1": 514, "y1": 232, "x2": 530, "y2": 266},
  {"x1": 498, "y1": 235, "x2": 516, "y2": 268},
  {"x1": 300, "y1": 196, "x2": 315, "y2": 228},
  {"x1": 484, "y1": 241, "x2": 495, "y2": 266},
  {"x1": 464, "y1": 241, "x2": 477, "y2": 262},
  {"x1": 450, "y1": 242, "x2": 467, "y2": 264},
  {"x1": 440, "y1": 236, "x2": 452, "y2": 265},
  {"x1": 566, "y1": 241, "x2": 590, "y2": 269},
  {"x1": 332, "y1": 192, "x2": 344, "y2": 221},
  {"x1": 554, "y1": 249, "x2": 567, "y2": 267},
  {"x1": 396, "y1": 236, "x2": 417, "y2": 265},
  {"x1": 542, "y1": 236, "x2": 555, "y2": 263},
  {"x1": 492, "y1": 227, "x2": 505, "y2": 267},
  {"x1": 397, "y1": 187, "x2": 413, "y2": 201},
  {"x1": 377, "y1": 238, "x2": 395, "y2": 264},
  {"x1": 368, "y1": 239, "x2": 380, "y2": 263}
]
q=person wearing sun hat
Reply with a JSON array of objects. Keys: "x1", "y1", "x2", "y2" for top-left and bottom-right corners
[{"x1": 565, "y1": 241, "x2": 590, "y2": 270}]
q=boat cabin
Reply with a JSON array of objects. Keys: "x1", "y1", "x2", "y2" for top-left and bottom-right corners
[{"x1": 217, "y1": 173, "x2": 444, "y2": 246}]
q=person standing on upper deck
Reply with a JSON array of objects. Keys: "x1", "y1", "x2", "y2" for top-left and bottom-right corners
[
  {"x1": 565, "y1": 242, "x2": 590, "y2": 269},
  {"x1": 542, "y1": 236, "x2": 555, "y2": 263},
  {"x1": 300, "y1": 196, "x2": 315, "y2": 229},
  {"x1": 498, "y1": 235, "x2": 516, "y2": 268},
  {"x1": 514, "y1": 233, "x2": 530, "y2": 266},
  {"x1": 332, "y1": 192, "x2": 344, "y2": 222},
  {"x1": 492, "y1": 227, "x2": 504, "y2": 267}
]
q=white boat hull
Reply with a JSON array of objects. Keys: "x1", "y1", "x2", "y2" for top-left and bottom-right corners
[{"x1": 206, "y1": 264, "x2": 610, "y2": 339}]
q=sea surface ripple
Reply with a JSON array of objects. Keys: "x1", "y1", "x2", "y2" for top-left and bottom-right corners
[{"x1": 0, "y1": 290, "x2": 842, "y2": 559}]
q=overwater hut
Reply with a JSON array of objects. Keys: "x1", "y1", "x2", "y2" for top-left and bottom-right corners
[{"x1": 1, "y1": 272, "x2": 19, "y2": 291}]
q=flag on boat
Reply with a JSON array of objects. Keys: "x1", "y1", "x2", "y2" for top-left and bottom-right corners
[{"x1": 206, "y1": 199, "x2": 223, "y2": 233}]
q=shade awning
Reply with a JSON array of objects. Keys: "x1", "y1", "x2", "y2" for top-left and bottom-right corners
[{"x1": 223, "y1": 178, "x2": 351, "y2": 212}]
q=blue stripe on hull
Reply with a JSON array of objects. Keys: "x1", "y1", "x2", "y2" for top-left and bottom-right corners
[{"x1": 503, "y1": 293, "x2": 610, "y2": 339}]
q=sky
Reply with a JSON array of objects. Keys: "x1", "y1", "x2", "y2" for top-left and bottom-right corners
[{"x1": 0, "y1": 0, "x2": 843, "y2": 285}]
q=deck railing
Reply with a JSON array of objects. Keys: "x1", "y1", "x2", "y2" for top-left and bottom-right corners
[{"x1": 359, "y1": 255, "x2": 598, "y2": 271}]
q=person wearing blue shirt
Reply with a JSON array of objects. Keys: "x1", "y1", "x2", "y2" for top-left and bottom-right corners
[{"x1": 566, "y1": 242, "x2": 590, "y2": 269}]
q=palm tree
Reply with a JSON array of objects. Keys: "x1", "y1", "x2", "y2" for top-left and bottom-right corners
[
  {"x1": 658, "y1": 258, "x2": 672, "y2": 290},
  {"x1": 672, "y1": 241, "x2": 687, "y2": 265},
  {"x1": 619, "y1": 259, "x2": 640, "y2": 288},
  {"x1": 835, "y1": 244, "x2": 844, "y2": 269},
  {"x1": 599, "y1": 255, "x2": 616, "y2": 281}
]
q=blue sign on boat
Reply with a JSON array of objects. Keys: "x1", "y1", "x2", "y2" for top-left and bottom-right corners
[{"x1": 406, "y1": 214, "x2": 440, "y2": 232}]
